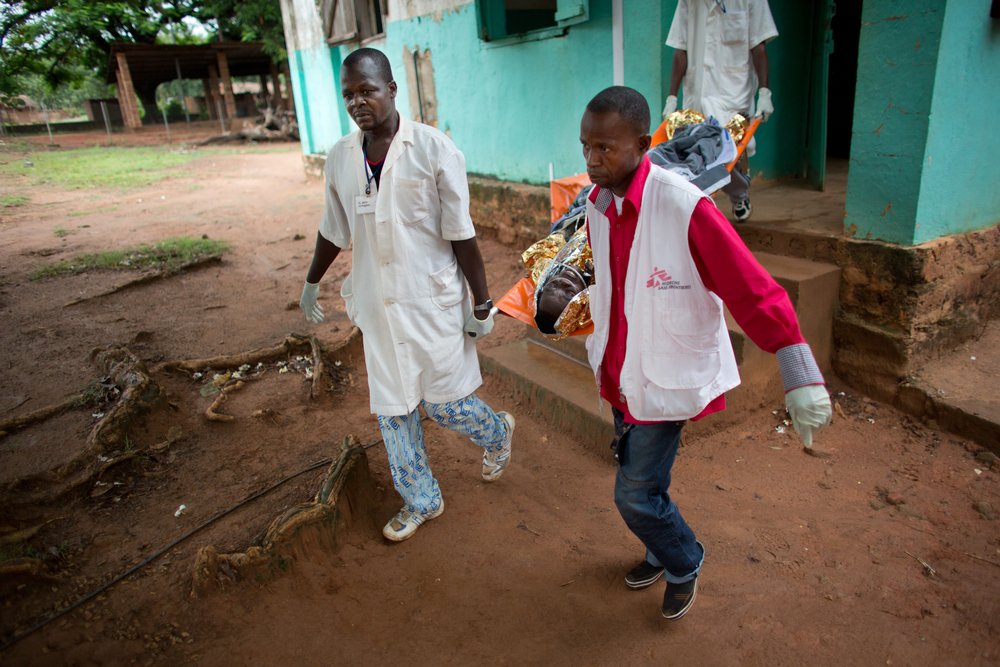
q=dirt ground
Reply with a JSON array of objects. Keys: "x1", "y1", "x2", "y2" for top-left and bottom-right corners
[{"x1": 1, "y1": 128, "x2": 998, "y2": 666}]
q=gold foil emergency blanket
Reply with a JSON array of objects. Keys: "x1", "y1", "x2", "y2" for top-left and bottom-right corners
[
  {"x1": 664, "y1": 109, "x2": 748, "y2": 144},
  {"x1": 553, "y1": 289, "x2": 591, "y2": 340},
  {"x1": 664, "y1": 109, "x2": 705, "y2": 141},
  {"x1": 522, "y1": 235, "x2": 566, "y2": 285}
]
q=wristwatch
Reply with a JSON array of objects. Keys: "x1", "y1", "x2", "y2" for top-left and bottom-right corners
[{"x1": 473, "y1": 299, "x2": 494, "y2": 312}]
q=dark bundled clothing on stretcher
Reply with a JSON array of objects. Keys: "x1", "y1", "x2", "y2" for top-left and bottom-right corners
[{"x1": 648, "y1": 122, "x2": 736, "y2": 195}]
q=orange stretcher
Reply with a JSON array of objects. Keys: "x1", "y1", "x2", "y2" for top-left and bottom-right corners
[{"x1": 496, "y1": 116, "x2": 762, "y2": 337}]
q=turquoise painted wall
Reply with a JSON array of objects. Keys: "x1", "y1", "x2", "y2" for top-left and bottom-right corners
[
  {"x1": 845, "y1": 1, "x2": 944, "y2": 244},
  {"x1": 845, "y1": 0, "x2": 999, "y2": 245},
  {"x1": 358, "y1": 2, "x2": 617, "y2": 183},
  {"x1": 623, "y1": 1, "x2": 668, "y2": 129},
  {"x1": 303, "y1": 0, "x2": 816, "y2": 183},
  {"x1": 288, "y1": 46, "x2": 344, "y2": 156},
  {"x1": 915, "y1": 2, "x2": 1000, "y2": 244}
]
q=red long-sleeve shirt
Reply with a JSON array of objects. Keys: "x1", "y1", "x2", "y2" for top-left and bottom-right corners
[{"x1": 592, "y1": 156, "x2": 804, "y2": 424}]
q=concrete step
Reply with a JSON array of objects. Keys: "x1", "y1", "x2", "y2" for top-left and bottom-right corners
[
  {"x1": 484, "y1": 252, "x2": 840, "y2": 454},
  {"x1": 752, "y1": 252, "x2": 841, "y2": 373},
  {"x1": 480, "y1": 339, "x2": 614, "y2": 458}
]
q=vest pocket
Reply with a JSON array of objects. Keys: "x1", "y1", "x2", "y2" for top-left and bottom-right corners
[
  {"x1": 394, "y1": 178, "x2": 433, "y2": 225},
  {"x1": 641, "y1": 351, "x2": 720, "y2": 390},
  {"x1": 429, "y1": 260, "x2": 463, "y2": 309},
  {"x1": 641, "y1": 307, "x2": 721, "y2": 389}
]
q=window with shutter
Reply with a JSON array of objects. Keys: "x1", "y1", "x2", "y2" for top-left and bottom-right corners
[
  {"x1": 321, "y1": 0, "x2": 386, "y2": 45},
  {"x1": 475, "y1": 0, "x2": 589, "y2": 43}
]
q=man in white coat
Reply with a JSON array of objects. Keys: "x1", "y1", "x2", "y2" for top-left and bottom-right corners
[
  {"x1": 298, "y1": 48, "x2": 514, "y2": 542},
  {"x1": 662, "y1": 0, "x2": 778, "y2": 222}
]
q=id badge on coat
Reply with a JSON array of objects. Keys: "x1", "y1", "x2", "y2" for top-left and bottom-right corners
[{"x1": 355, "y1": 194, "x2": 376, "y2": 215}]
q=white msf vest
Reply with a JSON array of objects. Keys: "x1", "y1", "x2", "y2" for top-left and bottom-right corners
[{"x1": 586, "y1": 166, "x2": 740, "y2": 421}]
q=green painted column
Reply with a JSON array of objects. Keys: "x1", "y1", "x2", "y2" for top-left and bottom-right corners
[
  {"x1": 846, "y1": 0, "x2": 999, "y2": 245},
  {"x1": 915, "y1": 1, "x2": 1000, "y2": 243},
  {"x1": 845, "y1": 0, "x2": 945, "y2": 244}
]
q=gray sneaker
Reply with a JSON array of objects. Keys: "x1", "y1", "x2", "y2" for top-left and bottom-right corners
[{"x1": 482, "y1": 411, "x2": 515, "y2": 481}]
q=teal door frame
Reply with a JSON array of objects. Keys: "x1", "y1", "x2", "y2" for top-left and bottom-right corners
[{"x1": 805, "y1": 0, "x2": 835, "y2": 190}]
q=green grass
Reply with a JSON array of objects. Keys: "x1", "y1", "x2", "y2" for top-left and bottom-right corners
[
  {"x1": 1, "y1": 194, "x2": 28, "y2": 207},
  {"x1": 32, "y1": 236, "x2": 229, "y2": 280},
  {"x1": 0, "y1": 146, "x2": 202, "y2": 190},
  {"x1": 54, "y1": 225, "x2": 70, "y2": 237},
  {"x1": 0, "y1": 144, "x2": 291, "y2": 191}
]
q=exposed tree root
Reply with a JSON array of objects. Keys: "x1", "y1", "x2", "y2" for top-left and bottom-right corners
[
  {"x1": 190, "y1": 437, "x2": 378, "y2": 596},
  {"x1": 157, "y1": 333, "x2": 319, "y2": 374},
  {"x1": 306, "y1": 334, "x2": 325, "y2": 399},
  {"x1": 0, "y1": 396, "x2": 82, "y2": 438},
  {"x1": 0, "y1": 519, "x2": 61, "y2": 546},
  {"x1": 205, "y1": 380, "x2": 244, "y2": 422},
  {"x1": 63, "y1": 255, "x2": 223, "y2": 307},
  {"x1": 157, "y1": 328, "x2": 361, "y2": 400},
  {"x1": 0, "y1": 557, "x2": 59, "y2": 581},
  {"x1": 2, "y1": 330, "x2": 362, "y2": 509},
  {"x1": 4, "y1": 346, "x2": 163, "y2": 507}
]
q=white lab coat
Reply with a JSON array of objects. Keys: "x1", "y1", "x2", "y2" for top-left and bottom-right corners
[
  {"x1": 666, "y1": 0, "x2": 778, "y2": 125},
  {"x1": 319, "y1": 115, "x2": 482, "y2": 416}
]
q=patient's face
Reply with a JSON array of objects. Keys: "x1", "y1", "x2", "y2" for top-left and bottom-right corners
[{"x1": 537, "y1": 263, "x2": 588, "y2": 323}]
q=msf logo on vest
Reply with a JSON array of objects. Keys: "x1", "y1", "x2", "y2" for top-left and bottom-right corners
[{"x1": 646, "y1": 266, "x2": 691, "y2": 290}]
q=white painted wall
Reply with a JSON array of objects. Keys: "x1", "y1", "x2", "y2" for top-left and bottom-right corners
[{"x1": 386, "y1": 0, "x2": 470, "y2": 22}]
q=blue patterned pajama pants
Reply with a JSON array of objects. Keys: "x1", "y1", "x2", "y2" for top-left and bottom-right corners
[{"x1": 376, "y1": 393, "x2": 507, "y2": 514}]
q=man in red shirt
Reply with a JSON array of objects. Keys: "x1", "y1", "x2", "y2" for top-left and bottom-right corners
[{"x1": 580, "y1": 86, "x2": 831, "y2": 621}]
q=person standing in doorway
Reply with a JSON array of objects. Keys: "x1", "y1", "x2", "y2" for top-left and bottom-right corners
[
  {"x1": 662, "y1": 0, "x2": 778, "y2": 222},
  {"x1": 298, "y1": 47, "x2": 514, "y2": 542}
]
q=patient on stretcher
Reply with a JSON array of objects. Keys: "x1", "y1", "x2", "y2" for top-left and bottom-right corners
[{"x1": 525, "y1": 216, "x2": 594, "y2": 338}]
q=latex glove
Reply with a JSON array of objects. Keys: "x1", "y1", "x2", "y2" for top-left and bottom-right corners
[
  {"x1": 756, "y1": 87, "x2": 774, "y2": 122},
  {"x1": 299, "y1": 281, "x2": 325, "y2": 323},
  {"x1": 464, "y1": 307, "x2": 497, "y2": 339},
  {"x1": 785, "y1": 384, "x2": 832, "y2": 448},
  {"x1": 662, "y1": 95, "x2": 678, "y2": 119}
]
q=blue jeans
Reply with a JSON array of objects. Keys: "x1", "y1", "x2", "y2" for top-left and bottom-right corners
[{"x1": 612, "y1": 409, "x2": 704, "y2": 584}]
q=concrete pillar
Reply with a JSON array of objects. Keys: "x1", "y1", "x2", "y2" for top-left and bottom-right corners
[
  {"x1": 114, "y1": 53, "x2": 142, "y2": 130},
  {"x1": 258, "y1": 74, "x2": 270, "y2": 106},
  {"x1": 280, "y1": 61, "x2": 294, "y2": 113},
  {"x1": 216, "y1": 51, "x2": 238, "y2": 123},
  {"x1": 208, "y1": 65, "x2": 223, "y2": 120},
  {"x1": 270, "y1": 65, "x2": 284, "y2": 110},
  {"x1": 844, "y1": 1, "x2": 1000, "y2": 245},
  {"x1": 202, "y1": 78, "x2": 217, "y2": 119}
]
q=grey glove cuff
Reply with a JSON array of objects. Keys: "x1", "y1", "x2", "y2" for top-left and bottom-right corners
[{"x1": 776, "y1": 343, "x2": 824, "y2": 392}]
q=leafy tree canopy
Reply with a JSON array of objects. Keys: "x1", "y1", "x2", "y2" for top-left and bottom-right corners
[{"x1": 0, "y1": 0, "x2": 285, "y2": 106}]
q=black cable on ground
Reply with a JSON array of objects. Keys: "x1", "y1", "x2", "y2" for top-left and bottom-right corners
[{"x1": 1, "y1": 434, "x2": 385, "y2": 653}]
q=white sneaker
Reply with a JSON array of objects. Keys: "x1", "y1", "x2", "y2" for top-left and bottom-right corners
[
  {"x1": 733, "y1": 199, "x2": 752, "y2": 222},
  {"x1": 382, "y1": 499, "x2": 445, "y2": 542},
  {"x1": 482, "y1": 411, "x2": 515, "y2": 482}
]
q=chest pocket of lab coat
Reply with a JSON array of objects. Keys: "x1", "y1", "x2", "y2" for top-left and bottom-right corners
[
  {"x1": 719, "y1": 10, "x2": 750, "y2": 72},
  {"x1": 394, "y1": 178, "x2": 434, "y2": 226}
]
